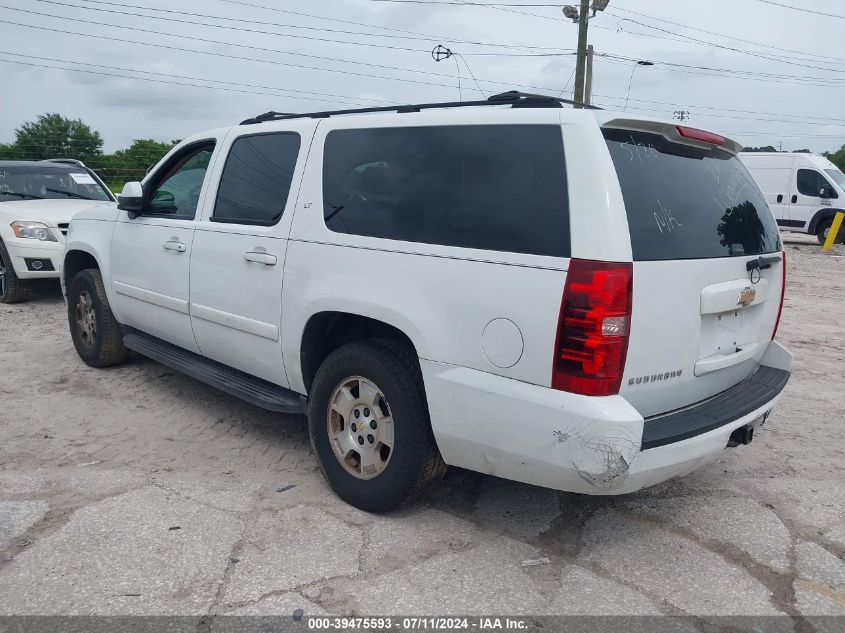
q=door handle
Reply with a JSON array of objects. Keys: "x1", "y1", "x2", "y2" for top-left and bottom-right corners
[
  {"x1": 791, "y1": 195, "x2": 798, "y2": 203},
  {"x1": 163, "y1": 238, "x2": 186, "y2": 252},
  {"x1": 776, "y1": 194, "x2": 783, "y2": 203},
  {"x1": 244, "y1": 251, "x2": 277, "y2": 266}
]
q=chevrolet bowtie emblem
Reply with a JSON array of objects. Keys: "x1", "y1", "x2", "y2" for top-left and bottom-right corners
[{"x1": 737, "y1": 287, "x2": 756, "y2": 307}]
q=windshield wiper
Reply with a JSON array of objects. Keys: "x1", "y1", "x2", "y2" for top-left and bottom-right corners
[
  {"x1": 0, "y1": 191, "x2": 43, "y2": 199},
  {"x1": 44, "y1": 187, "x2": 94, "y2": 200}
]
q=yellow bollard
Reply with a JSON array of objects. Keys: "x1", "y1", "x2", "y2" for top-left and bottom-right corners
[{"x1": 822, "y1": 211, "x2": 845, "y2": 252}]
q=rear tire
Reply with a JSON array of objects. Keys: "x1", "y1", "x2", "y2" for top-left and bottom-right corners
[
  {"x1": 68, "y1": 268, "x2": 128, "y2": 367},
  {"x1": 0, "y1": 239, "x2": 33, "y2": 304},
  {"x1": 307, "y1": 339, "x2": 445, "y2": 512}
]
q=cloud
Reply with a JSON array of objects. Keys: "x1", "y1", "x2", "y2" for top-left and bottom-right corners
[{"x1": 0, "y1": 0, "x2": 842, "y2": 152}]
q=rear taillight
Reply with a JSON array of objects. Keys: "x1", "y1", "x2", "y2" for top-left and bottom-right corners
[
  {"x1": 772, "y1": 250, "x2": 786, "y2": 340},
  {"x1": 552, "y1": 259, "x2": 633, "y2": 396}
]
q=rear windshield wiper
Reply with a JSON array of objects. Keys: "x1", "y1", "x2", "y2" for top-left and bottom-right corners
[
  {"x1": 44, "y1": 187, "x2": 94, "y2": 200},
  {"x1": 0, "y1": 191, "x2": 43, "y2": 199},
  {"x1": 746, "y1": 254, "x2": 782, "y2": 272}
]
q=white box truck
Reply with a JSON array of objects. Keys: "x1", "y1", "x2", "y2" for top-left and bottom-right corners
[{"x1": 739, "y1": 152, "x2": 845, "y2": 244}]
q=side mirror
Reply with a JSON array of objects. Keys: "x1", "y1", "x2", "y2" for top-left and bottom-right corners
[{"x1": 117, "y1": 181, "x2": 144, "y2": 217}]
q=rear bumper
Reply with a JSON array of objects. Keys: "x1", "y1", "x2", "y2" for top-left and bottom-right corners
[
  {"x1": 421, "y1": 341, "x2": 792, "y2": 495},
  {"x1": 4, "y1": 238, "x2": 64, "y2": 279}
]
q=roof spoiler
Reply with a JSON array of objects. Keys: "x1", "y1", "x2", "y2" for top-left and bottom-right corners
[{"x1": 602, "y1": 118, "x2": 742, "y2": 155}]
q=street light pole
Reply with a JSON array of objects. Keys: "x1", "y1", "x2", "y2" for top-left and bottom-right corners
[{"x1": 572, "y1": 0, "x2": 590, "y2": 104}]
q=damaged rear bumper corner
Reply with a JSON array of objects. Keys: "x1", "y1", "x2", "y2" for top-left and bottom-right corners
[{"x1": 419, "y1": 341, "x2": 791, "y2": 496}]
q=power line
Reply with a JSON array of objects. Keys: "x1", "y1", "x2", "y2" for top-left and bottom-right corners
[
  {"x1": 607, "y1": 5, "x2": 845, "y2": 65},
  {"x1": 4, "y1": 49, "x2": 845, "y2": 132},
  {"x1": 0, "y1": 50, "x2": 386, "y2": 105},
  {"x1": 606, "y1": 15, "x2": 845, "y2": 76},
  {"x1": 68, "y1": 0, "x2": 573, "y2": 53},
  {"x1": 752, "y1": 0, "x2": 845, "y2": 20},
  {"x1": 6, "y1": 4, "x2": 842, "y2": 94},
  {"x1": 26, "y1": 0, "x2": 431, "y2": 53},
  {"x1": 368, "y1": 0, "x2": 562, "y2": 5},
  {"x1": 597, "y1": 54, "x2": 845, "y2": 88},
  {"x1": 0, "y1": 56, "x2": 378, "y2": 107},
  {"x1": 0, "y1": 15, "x2": 578, "y2": 94}
]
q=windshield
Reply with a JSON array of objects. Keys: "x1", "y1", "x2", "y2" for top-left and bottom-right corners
[
  {"x1": 824, "y1": 168, "x2": 845, "y2": 190},
  {"x1": 604, "y1": 129, "x2": 781, "y2": 261},
  {"x1": 0, "y1": 165, "x2": 112, "y2": 203}
]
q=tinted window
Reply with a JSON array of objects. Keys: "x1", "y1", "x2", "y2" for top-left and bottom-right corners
[
  {"x1": 322, "y1": 125, "x2": 569, "y2": 257},
  {"x1": 148, "y1": 144, "x2": 214, "y2": 220},
  {"x1": 213, "y1": 133, "x2": 301, "y2": 225},
  {"x1": 797, "y1": 168, "x2": 834, "y2": 197},
  {"x1": 0, "y1": 165, "x2": 111, "y2": 202},
  {"x1": 604, "y1": 129, "x2": 781, "y2": 260}
]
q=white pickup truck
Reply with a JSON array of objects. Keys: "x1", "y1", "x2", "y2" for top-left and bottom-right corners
[{"x1": 63, "y1": 92, "x2": 791, "y2": 511}]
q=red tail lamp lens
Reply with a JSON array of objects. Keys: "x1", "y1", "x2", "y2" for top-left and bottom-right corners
[
  {"x1": 552, "y1": 259, "x2": 633, "y2": 396},
  {"x1": 772, "y1": 250, "x2": 786, "y2": 340}
]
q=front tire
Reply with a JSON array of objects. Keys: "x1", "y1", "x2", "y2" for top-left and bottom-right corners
[
  {"x1": 308, "y1": 339, "x2": 445, "y2": 512},
  {"x1": 816, "y1": 219, "x2": 845, "y2": 245},
  {"x1": 0, "y1": 239, "x2": 33, "y2": 304},
  {"x1": 67, "y1": 268, "x2": 128, "y2": 367}
]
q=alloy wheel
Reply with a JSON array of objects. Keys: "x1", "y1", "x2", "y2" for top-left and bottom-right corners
[
  {"x1": 327, "y1": 376, "x2": 394, "y2": 480},
  {"x1": 75, "y1": 290, "x2": 97, "y2": 347}
]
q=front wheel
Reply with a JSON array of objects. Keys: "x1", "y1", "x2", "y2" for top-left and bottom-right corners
[
  {"x1": 67, "y1": 268, "x2": 128, "y2": 367},
  {"x1": 0, "y1": 239, "x2": 33, "y2": 304},
  {"x1": 308, "y1": 339, "x2": 445, "y2": 512}
]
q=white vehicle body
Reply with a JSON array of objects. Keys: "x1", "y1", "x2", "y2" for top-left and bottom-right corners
[
  {"x1": 64, "y1": 95, "x2": 791, "y2": 500},
  {"x1": 739, "y1": 151, "x2": 845, "y2": 241}
]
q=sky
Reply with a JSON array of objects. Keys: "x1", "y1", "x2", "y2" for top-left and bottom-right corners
[{"x1": 1, "y1": 0, "x2": 844, "y2": 153}]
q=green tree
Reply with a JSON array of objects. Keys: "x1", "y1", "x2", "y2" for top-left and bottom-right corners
[
  {"x1": 0, "y1": 143, "x2": 23, "y2": 160},
  {"x1": 825, "y1": 144, "x2": 845, "y2": 172},
  {"x1": 742, "y1": 146, "x2": 778, "y2": 152},
  {"x1": 14, "y1": 113, "x2": 103, "y2": 161},
  {"x1": 89, "y1": 138, "x2": 179, "y2": 191}
]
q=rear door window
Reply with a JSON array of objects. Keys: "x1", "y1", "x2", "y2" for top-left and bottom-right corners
[
  {"x1": 213, "y1": 132, "x2": 301, "y2": 225},
  {"x1": 322, "y1": 125, "x2": 570, "y2": 257},
  {"x1": 604, "y1": 129, "x2": 781, "y2": 260}
]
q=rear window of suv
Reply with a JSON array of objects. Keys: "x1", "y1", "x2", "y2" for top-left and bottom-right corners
[
  {"x1": 604, "y1": 128, "x2": 781, "y2": 260},
  {"x1": 322, "y1": 125, "x2": 570, "y2": 257}
]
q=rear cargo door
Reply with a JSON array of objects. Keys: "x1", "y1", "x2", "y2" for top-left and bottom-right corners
[{"x1": 604, "y1": 127, "x2": 784, "y2": 418}]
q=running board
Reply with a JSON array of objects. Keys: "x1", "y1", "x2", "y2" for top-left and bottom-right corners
[{"x1": 122, "y1": 330, "x2": 306, "y2": 414}]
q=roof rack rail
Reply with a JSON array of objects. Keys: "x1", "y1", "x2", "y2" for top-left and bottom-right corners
[
  {"x1": 39, "y1": 158, "x2": 87, "y2": 167},
  {"x1": 240, "y1": 90, "x2": 600, "y2": 125}
]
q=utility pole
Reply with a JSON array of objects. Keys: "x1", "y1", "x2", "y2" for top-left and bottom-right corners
[
  {"x1": 673, "y1": 110, "x2": 690, "y2": 122},
  {"x1": 584, "y1": 44, "x2": 594, "y2": 105},
  {"x1": 572, "y1": 0, "x2": 590, "y2": 104},
  {"x1": 564, "y1": 1, "x2": 609, "y2": 104}
]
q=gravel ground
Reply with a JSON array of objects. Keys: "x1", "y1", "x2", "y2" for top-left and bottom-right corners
[{"x1": 0, "y1": 235, "x2": 843, "y2": 622}]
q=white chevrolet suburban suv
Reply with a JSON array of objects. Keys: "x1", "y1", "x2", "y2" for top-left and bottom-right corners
[{"x1": 63, "y1": 92, "x2": 792, "y2": 511}]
